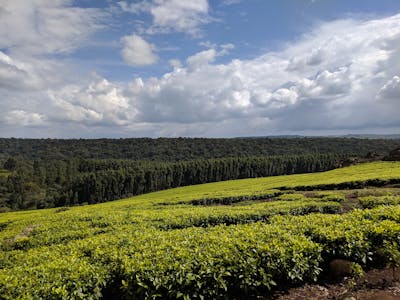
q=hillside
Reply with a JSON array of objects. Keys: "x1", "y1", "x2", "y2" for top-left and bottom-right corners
[
  {"x1": 1, "y1": 161, "x2": 400, "y2": 299},
  {"x1": 2, "y1": 137, "x2": 400, "y2": 212},
  {"x1": 0, "y1": 153, "x2": 341, "y2": 211}
]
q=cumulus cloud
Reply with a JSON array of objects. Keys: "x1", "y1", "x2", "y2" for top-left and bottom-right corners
[
  {"x1": 121, "y1": 34, "x2": 159, "y2": 67},
  {"x1": 119, "y1": 0, "x2": 211, "y2": 36},
  {"x1": 2, "y1": 12, "x2": 400, "y2": 137},
  {"x1": 120, "y1": 13, "x2": 400, "y2": 134},
  {"x1": 0, "y1": 0, "x2": 105, "y2": 56},
  {"x1": 48, "y1": 78, "x2": 137, "y2": 125},
  {"x1": 0, "y1": 0, "x2": 109, "y2": 126}
]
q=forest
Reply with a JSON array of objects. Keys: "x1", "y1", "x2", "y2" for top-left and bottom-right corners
[
  {"x1": 1, "y1": 137, "x2": 399, "y2": 211},
  {"x1": 1, "y1": 137, "x2": 400, "y2": 160}
]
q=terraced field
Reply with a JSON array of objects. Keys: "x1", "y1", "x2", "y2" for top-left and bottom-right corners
[{"x1": 1, "y1": 161, "x2": 400, "y2": 299}]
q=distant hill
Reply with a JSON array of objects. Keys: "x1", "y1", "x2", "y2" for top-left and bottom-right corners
[
  {"x1": 242, "y1": 134, "x2": 400, "y2": 139},
  {"x1": 341, "y1": 134, "x2": 400, "y2": 139}
]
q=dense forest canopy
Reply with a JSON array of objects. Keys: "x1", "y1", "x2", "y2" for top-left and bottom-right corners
[
  {"x1": 1, "y1": 137, "x2": 400, "y2": 212},
  {"x1": 1, "y1": 137, "x2": 400, "y2": 161}
]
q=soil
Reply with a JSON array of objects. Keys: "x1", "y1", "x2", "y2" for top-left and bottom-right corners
[{"x1": 269, "y1": 267, "x2": 400, "y2": 300}]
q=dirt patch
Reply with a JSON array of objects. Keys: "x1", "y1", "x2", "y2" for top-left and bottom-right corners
[
  {"x1": 5, "y1": 224, "x2": 37, "y2": 242},
  {"x1": 2, "y1": 224, "x2": 38, "y2": 249},
  {"x1": 270, "y1": 267, "x2": 400, "y2": 300}
]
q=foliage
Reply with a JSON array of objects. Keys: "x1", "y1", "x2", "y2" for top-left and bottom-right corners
[
  {"x1": 1, "y1": 137, "x2": 399, "y2": 161},
  {"x1": 0, "y1": 162, "x2": 400, "y2": 298},
  {"x1": 359, "y1": 195, "x2": 400, "y2": 209},
  {"x1": 1, "y1": 135, "x2": 399, "y2": 211},
  {"x1": 0, "y1": 154, "x2": 342, "y2": 211}
]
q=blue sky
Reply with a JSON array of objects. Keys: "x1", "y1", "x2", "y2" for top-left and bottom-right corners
[{"x1": 0, "y1": 0, "x2": 400, "y2": 138}]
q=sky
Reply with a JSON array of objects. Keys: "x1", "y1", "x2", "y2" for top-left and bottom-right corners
[{"x1": 0, "y1": 0, "x2": 400, "y2": 138}]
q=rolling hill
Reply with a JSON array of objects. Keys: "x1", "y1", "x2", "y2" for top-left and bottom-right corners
[{"x1": 1, "y1": 161, "x2": 400, "y2": 299}]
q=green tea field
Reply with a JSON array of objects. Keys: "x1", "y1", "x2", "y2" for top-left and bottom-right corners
[{"x1": 1, "y1": 161, "x2": 400, "y2": 299}]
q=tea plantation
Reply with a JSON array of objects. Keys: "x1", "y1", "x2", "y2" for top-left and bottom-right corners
[{"x1": 1, "y1": 161, "x2": 400, "y2": 299}]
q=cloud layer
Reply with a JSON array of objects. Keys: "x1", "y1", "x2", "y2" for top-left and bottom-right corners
[{"x1": 0, "y1": 4, "x2": 400, "y2": 137}]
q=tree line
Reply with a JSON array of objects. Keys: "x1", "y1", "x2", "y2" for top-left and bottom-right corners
[{"x1": 0, "y1": 154, "x2": 341, "y2": 211}]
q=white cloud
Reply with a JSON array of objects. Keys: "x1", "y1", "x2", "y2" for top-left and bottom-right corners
[
  {"x1": 48, "y1": 78, "x2": 137, "y2": 125},
  {"x1": 121, "y1": 13, "x2": 400, "y2": 134},
  {"x1": 2, "y1": 110, "x2": 46, "y2": 126},
  {"x1": 2, "y1": 13, "x2": 400, "y2": 137},
  {"x1": 0, "y1": 0, "x2": 110, "y2": 130},
  {"x1": 121, "y1": 34, "x2": 159, "y2": 67},
  {"x1": 0, "y1": 51, "x2": 67, "y2": 92},
  {"x1": 186, "y1": 49, "x2": 217, "y2": 68},
  {"x1": 119, "y1": 0, "x2": 211, "y2": 36},
  {"x1": 0, "y1": 51, "x2": 79, "y2": 94},
  {"x1": 0, "y1": 0, "x2": 105, "y2": 56},
  {"x1": 186, "y1": 43, "x2": 234, "y2": 69}
]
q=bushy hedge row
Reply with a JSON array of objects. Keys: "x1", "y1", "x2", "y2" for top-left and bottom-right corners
[
  {"x1": 185, "y1": 191, "x2": 282, "y2": 206},
  {"x1": 281, "y1": 178, "x2": 400, "y2": 191},
  {"x1": 359, "y1": 195, "x2": 400, "y2": 209},
  {"x1": 1, "y1": 206, "x2": 400, "y2": 299},
  {"x1": 161, "y1": 200, "x2": 342, "y2": 230}
]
